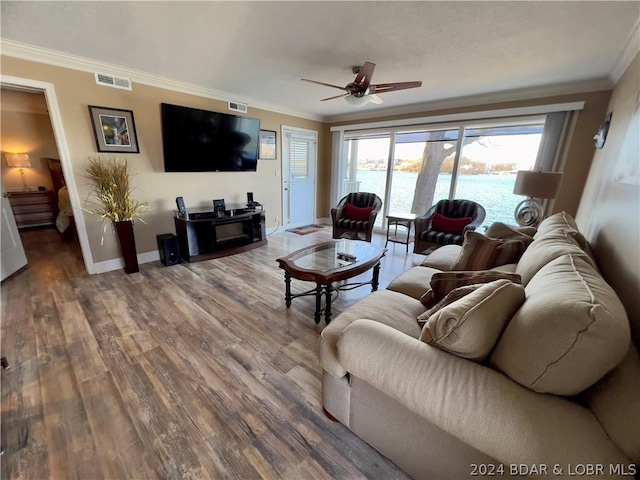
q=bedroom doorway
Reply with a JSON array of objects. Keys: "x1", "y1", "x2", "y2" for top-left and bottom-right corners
[{"x1": 0, "y1": 77, "x2": 91, "y2": 273}]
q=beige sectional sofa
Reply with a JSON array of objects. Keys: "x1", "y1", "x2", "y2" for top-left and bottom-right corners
[{"x1": 320, "y1": 213, "x2": 639, "y2": 479}]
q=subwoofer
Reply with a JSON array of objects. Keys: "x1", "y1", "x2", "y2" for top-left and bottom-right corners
[{"x1": 157, "y1": 233, "x2": 181, "y2": 266}]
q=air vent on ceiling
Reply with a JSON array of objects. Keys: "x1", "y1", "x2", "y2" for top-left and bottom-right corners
[
  {"x1": 228, "y1": 101, "x2": 248, "y2": 114},
  {"x1": 94, "y1": 72, "x2": 132, "y2": 91}
]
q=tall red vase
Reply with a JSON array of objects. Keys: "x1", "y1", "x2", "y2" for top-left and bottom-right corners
[{"x1": 114, "y1": 220, "x2": 139, "y2": 274}]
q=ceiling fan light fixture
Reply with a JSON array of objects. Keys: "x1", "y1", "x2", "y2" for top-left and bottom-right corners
[{"x1": 344, "y1": 94, "x2": 370, "y2": 107}]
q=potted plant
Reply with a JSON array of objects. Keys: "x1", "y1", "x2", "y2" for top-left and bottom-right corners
[{"x1": 84, "y1": 156, "x2": 149, "y2": 274}]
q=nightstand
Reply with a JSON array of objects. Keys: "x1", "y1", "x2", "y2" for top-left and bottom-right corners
[{"x1": 7, "y1": 191, "x2": 56, "y2": 229}]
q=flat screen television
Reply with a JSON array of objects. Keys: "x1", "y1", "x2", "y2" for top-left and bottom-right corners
[{"x1": 161, "y1": 103, "x2": 260, "y2": 172}]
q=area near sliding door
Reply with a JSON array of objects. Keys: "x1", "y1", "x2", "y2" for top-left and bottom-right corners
[{"x1": 335, "y1": 113, "x2": 554, "y2": 230}]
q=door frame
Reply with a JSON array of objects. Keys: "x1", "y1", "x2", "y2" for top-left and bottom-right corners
[
  {"x1": 1, "y1": 74, "x2": 95, "y2": 274},
  {"x1": 280, "y1": 125, "x2": 318, "y2": 229}
]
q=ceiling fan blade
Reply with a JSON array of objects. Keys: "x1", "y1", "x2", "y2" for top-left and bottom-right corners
[
  {"x1": 369, "y1": 94, "x2": 384, "y2": 104},
  {"x1": 301, "y1": 78, "x2": 348, "y2": 91},
  {"x1": 321, "y1": 93, "x2": 349, "y2": 101},
  {"x1": 354, "y1": 62, "x2": 376, "y2": 89},
  {"x1": 371, "y1": 81, "x2": 422, "y2": 93}
]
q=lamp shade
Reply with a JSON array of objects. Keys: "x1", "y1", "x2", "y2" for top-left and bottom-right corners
[
  {"x1": 513, "y1": 171, "x2": 563, "y2": 199},
  {"x1": 5, "y1": 153, "x2": 31, "y2": 168},
  {"x1": 344, "y1": 94, "x2": 370, "y2": 107}
]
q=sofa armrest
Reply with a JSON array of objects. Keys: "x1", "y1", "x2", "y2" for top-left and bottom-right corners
[
  {"x1": 420, "y1": 244, "x2": 462, "y2": 271},
  {"x1": 337, "y1": 319, "x2": 629, "y2": 466}
]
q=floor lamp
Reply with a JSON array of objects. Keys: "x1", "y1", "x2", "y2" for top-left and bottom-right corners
[
  {"x1": 513, "y1": 170, "x2": 563, "y2": 227},
  {"x1": 5, "y1": 153, "x2": 32, "y2": 191}
]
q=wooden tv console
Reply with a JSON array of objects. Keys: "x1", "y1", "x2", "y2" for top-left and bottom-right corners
[{"x1": 174, "y1": 204, "x2": 266, "y2": 262}]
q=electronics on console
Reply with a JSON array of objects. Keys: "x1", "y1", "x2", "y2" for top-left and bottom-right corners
[
  {"x1": 176, "y1": 196, "x2": 186, "y2": 214},
  {"x1": 246, "y1": 191, "x2": 261, "y2": 207}
]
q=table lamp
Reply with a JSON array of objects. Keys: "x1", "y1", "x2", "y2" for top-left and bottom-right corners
[
  {"x1": 5, "y1": 153, "x2": 32, "y2": 191},
  {"x1": 512, "y1": 170, "x2": 563, "y2": 227}
]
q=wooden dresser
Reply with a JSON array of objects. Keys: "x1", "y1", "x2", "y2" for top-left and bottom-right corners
[{"x1": 7, "y1": 190, "x2": 56, "y2": 229}]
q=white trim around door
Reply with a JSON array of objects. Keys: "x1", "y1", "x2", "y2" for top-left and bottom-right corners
[
  {"x1": 1, "y1": 74, "x2": 96, "y2": 274},
  {"x1": 281, "y1": 125, "x2": 318, "y2": 229}
]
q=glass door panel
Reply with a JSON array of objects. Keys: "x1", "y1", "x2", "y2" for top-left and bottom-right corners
[
  {"x1": 388, "y1": 129, "x2": 459, "y2": 216},
  {"x1": 455, "y1": 124, "x2": 544, "y2": 228},
  {"x1": 348, "y1": 135, "x2": 390, "y2": 228}
]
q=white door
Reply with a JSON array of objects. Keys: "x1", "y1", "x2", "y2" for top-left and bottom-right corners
[
  {"x1": 1, "y1": 179, "x2": 27, "y2": 280},
  {"x1": 282, "y1": 127, "x2": 317, "y2": 228}
]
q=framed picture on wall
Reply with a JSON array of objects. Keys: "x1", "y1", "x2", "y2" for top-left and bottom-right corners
[
  {"x1": 259, "y1": 130, "x2": 277, "y2": 160},
  {"x1": 88, "y1": 105, "x2": 140, "y2": 154}
]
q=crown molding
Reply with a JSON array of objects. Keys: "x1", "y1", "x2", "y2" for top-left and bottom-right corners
[
  {"x1": 0, "y1": 39, "x2": 323, "y2": 122},
  {"x1": 610, "y1": 18, "x2": 640, "y2": 84},
  {"x1": 325, "y1": 78, "x2": 612, "y2": 124}
]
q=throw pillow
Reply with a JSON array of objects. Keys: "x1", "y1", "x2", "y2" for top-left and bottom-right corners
[
  {"x1": 343, "y1": 203, "x2": 373, "y2": 221},
  {"x1": 432, "y1": 213, "x2": 472, "y2": 234},
  {"x1": 452, "y1": 231, "x2": 529, "y2": 271},
  {"x1": 420, "y1": 280, "x2": 526, "y2": 362},
  {"x1": 420, "y1": 270, "x2": 522, "y2": 306},
  {"x1": 485, "y1": 222, "x2": 536, "y2": 240},
  {"x1": 417, "y1": 283, "x2": 484, "y2": 326}
]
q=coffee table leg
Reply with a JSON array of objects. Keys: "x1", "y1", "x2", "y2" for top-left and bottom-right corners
[
  {"x1": 314, "y1": 283, "x2": 322, "y2": 325},
  {"x1": 325, "y1": 283, "x2": 333, "y2": 324},
  {"x1": 284, "y1": 272, "x2": 292, "y2": 308},
  {"x1": 372, "y1": 262, "x2": 381, "y2": 292}
]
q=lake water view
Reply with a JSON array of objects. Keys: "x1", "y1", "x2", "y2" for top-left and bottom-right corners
[{"x1": 356, "y1": 170, "x2": 523, "y2": 229}]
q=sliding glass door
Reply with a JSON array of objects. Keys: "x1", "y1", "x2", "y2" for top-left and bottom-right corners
[{"x1": 339, "y1": 116, "x2": 545, "y2": 230}]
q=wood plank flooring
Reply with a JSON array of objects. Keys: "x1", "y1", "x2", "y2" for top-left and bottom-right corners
[{"x1": 1, "y1": 225, "x2": 424, "y2": 479}]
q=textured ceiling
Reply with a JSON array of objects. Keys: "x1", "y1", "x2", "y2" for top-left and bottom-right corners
[{"x1": 1, "y1": 1, "x2": 638, "y2": 121}]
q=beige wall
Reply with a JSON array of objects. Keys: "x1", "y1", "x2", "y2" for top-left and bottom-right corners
[
  {"x1": 324, "y1": 91, "x2": 611, "y2": 219},
  {"x1": 576, "y1": 53, "x2": 640, "y2": 345},
  {"x1": 1, "y1": 90, "x2": 59, "y2": 191},
  {"x1": 1, "y1": 56, "x2": 329, "y2": 265}
]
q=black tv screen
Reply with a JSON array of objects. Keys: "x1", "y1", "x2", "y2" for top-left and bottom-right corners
[{"x1": 161, "y1": 103, "x2": 260, "y2": 172}]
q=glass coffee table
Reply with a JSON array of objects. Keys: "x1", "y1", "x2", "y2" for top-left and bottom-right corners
[{"x1": 276, "y1": 240, "x2": 387, "y2": 324}]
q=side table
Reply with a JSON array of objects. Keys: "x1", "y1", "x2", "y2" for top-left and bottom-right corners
[{"x1": 385, "y1": 213, "x2": 416, "y2": 253}]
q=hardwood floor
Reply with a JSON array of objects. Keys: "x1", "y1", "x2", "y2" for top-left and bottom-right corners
[{"x1": 1, "y1": 225, "x2": 424, "y2": 479}]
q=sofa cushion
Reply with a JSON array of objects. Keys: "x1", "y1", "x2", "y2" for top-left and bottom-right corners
[
  {"x1": 452, "y1": 231, "x2": 529, "y2": 271},
  {"x1": 535, "y1": 211, "x2": 580, "y2": 238},
  {"x1": 419, "y1": 280, "x2": 525, "y2": 362},
  {"x1": 534, "y1": 211, "x2": 596, "y2": 262},
  {"x1": 490, "y1": 254, "x2": 630, "y2": 396},
  {"x1": 581, "y1": 346, "x2": 640, "y2": 464},
  {"x1": 515, "y1": 230, "x2": 597, "y2": 285},
  {"x1": 420, "y1": 270, "x2": 522, "y2": 306},
  {"x1": 432, "y1": 212, "x2": 472, "y2": 234},
  {"x1": 485, "y1": 222, "x2": 537, "y2": 240},
  {"x1": 387, "y1": 266, "x2": 441, "y2": 300},
  {"x1": 320, "y1": 290, "x2": 425, "y2": 378}
]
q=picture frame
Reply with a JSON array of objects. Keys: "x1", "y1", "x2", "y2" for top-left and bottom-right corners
[
  {"x1": 88, "y1": 105, "x2": 140, "y2": 154},
  {"x1": 259, "y1": 130, "x2": 277, "y2": 160}
]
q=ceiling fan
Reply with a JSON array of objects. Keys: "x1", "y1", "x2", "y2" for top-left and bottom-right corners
[{"x1": 301, "y1": 61, "x2": 422, "y2": 107}]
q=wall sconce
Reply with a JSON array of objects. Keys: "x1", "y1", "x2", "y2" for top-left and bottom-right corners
[
  {"x1": 594, "y1": 112, "x2": 612, "y2": 149},
  {"x1": 513, "y1": 170, "x2": 564, "y2": 227},
  {"x1": 5, "y1": 153, "x2": 32, "y2": 191}
]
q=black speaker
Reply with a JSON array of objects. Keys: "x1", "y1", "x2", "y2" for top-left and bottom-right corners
[
  {"x1": 247, "y1": 192, "x2": 254, "y2": 205},
  {"x1": 176, "y1": 196, "x2": 186, "y2": 214},
  {"x1": 157, "y1": 234, "x2": 181, "y2": 266}
]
